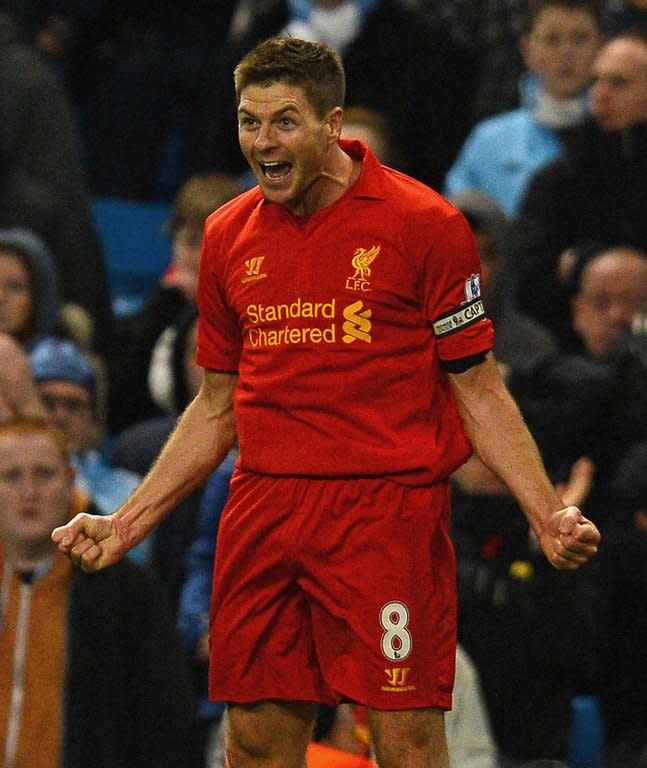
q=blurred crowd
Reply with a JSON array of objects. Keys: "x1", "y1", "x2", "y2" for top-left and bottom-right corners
[{"x1": 1, "y1": 0, "x2": 647, "y2": 766}]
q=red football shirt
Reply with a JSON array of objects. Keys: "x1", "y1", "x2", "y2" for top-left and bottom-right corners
[{"x1": 196, "y1": 140, "x2": 494, "y2": 484}]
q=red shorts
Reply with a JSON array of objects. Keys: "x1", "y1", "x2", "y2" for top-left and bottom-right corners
[{"x1": 208, "y1": 472, "x2": 456, "y2": 710}]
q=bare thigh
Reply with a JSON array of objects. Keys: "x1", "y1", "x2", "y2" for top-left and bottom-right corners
[
  {"x1": 225, "y1": 700, "x2": 318, "y2": 768},
  {"x1": 367, "y1": 707, "x2": 450, "y2": 768}
]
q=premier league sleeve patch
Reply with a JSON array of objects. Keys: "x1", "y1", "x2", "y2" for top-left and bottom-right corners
[{"x1": 464, "y1": 273, "x2": 481, "y2": 301}]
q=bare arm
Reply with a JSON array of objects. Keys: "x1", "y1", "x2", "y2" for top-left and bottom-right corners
[
  {"x1": 52, "y1": 369, "x2": 237, "y2": 570},
  {"x1": 449, "y1": 353, "x2": 600, "y2": 569}
]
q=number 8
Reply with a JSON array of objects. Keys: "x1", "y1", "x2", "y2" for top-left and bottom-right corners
[{"x1": 380, "y1": 601, "x2": 412, "y2": 661}]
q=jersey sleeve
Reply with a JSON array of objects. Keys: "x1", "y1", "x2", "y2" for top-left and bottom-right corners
[
  {"x1": 195, "y1": 222, "x2": 242, "y2": 372},
  {"x1": 423, "y1": 208, "x2": 494, "y2": 362}
]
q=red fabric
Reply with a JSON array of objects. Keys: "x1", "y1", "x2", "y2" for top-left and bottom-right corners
[
  {"x1": 196, "y1": 140, "x2": 493, "y2": 484},
  {"x1": 209, "y1": 473, "x2": 456, "y2": 710}
]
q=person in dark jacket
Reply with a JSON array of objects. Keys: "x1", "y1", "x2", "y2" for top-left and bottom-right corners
[
  {"x1": 511, "y1": 28, "x2": 647, "y2": 348},
  {"x1": 0, "y1": 30, "x2": 114, "y2": 353},
  {"x1": 0, "y1": 415, "x2": 200, "y2": 768},
  {"x1": 595, "y1": 441, "x2": 647, "y2": 768}
]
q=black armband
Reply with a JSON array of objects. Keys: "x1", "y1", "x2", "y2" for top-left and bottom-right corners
[{"x1": 440, "y1": 351, "x2": 488, "y2": 373}]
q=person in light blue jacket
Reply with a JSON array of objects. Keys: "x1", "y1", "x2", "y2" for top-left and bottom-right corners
[{"x1": 444, "y1": 0, "x2": 603, "y2": 217}]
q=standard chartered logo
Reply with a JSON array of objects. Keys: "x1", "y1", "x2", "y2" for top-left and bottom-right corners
[
  {"x1": 245, "y1": 297, "x2": 372, "y2": 347},
  {"x1": 342, "y1": 300, "x2": 372, "y2": 344}
]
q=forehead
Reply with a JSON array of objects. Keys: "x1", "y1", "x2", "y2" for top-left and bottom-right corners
[
  {"x1": 594, "y1": 38, "x2": 647, "y2": 77},
  {"x1": 0, "y1": 432, "x2": 65, "y2": 467},
  {"x1": 37, "y1": 379, "x2": 89, "y2": 399},
  {"x1": 0, "y1": 249, "x2": 29, "y2": 273},
  {"x1": 238, "y1": 81, "x2": 316, "y2": 116},
  {"x1": 583, "y1": 251, "x2": 647, "y2": 288},
  {"x1": 531, "y1": 6, "x2": 598, "y2": 31}
]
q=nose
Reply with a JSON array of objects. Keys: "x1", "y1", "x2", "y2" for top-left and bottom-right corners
[
  {"x1": 19, "y1": 474, "x2": 38, "y2": 500},
  {"x1": 607, "y1": 301, "x2": 633, "y2": 329},
  {"x1": 253, "y1": 123, "x2": 278, "y2": 151}
]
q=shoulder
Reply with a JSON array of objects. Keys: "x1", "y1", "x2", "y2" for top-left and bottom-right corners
[
  {"x1": 472, "y1": 108, "x2": 530, "y2": 138},
  {"x1": 203, "y1": 187, "x2": 263, "y2": 239},
  {"x1": 380, "y1": 165, "x2": 465, "y2": 225}
]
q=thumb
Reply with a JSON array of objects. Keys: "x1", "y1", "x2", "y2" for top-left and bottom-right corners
[
  {"x1": 558, "y1": 506, "x2": 581, "y2": 535},
  {"x1": 51, "y1": 513, "x2": 88, "y2": 546}
]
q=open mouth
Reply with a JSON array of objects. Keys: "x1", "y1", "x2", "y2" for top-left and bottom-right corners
[{"x1": 259, "y1": 161, "x2": 293, "y2": 181}]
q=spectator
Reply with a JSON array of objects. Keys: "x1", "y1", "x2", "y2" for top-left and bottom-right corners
[
  {"x1": 194, "y1": 0, "x2": 474, "y2": 190},
  {"x1": 595, "y1": 442, "x2": 647, "y2": 767},
  {"x1": 0, "y1": 26, "x2": 114, "y2": 353},
  {"x1": 0, "y1": 415, "x2": 199, "y2": 768},
  {"x1": 445, "y1": 645, "x2": 498, "y2": 768},
  {"x1": 444, "y1": 0, "x2": 602, "y2": 217},
  {"x1": 340, "y1": 105, "x2": 400, "y2": 170},
  {"x1": 452, "y1": 459, "x2": 601, "y2": 766},
  {"x1": 109, "y1": 173, "x2": 241, "y2": 432},
  {"x1": 111, "y1": 310, "x2": 210, "y2": 611},
  {"x1": 0, "y1": 228, "x2": 59, "y2": 345},
  {"x1": 561, "y1": 245, "x2": 647, "y2": 513},
  {"x1": 12, "y1": 0, "x2": 239, "y2": 200},
  {"x1": 27, "y1": 337, "x2": 152, "y2": 564},
  {"x1": 569, "y1": 244, "x2": 647, "y2": 360},
  {"x1": 418, "y1": 0, "x2": 529, "y2": 123},
  {"x1": 512, "y1": 28, "x2": 647, "y2": 347}
]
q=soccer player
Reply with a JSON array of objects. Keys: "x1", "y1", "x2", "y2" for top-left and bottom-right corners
[{"x1": 52, "y1": 37, "x2": 600, "y2": 768}]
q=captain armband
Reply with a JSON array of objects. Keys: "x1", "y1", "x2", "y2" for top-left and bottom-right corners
[{"x1": 432, "y1": 297, "x2": 486, "y2": 338}]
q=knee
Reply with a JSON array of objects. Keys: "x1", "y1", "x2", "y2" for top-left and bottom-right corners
[
  {"x1": 369, "y1": 708, "x2": 449, "y2": 768},
  {"x1": 224, "y1": 703, "x2": 314, "y2": 768}
]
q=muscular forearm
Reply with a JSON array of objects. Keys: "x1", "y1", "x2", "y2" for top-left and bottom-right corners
[
  {"x1": 450, "y1": 355, "x2": 563, "y2": 537},
  {"x1": 113, "y1": 387, "x2": 236, "y2": 548}
]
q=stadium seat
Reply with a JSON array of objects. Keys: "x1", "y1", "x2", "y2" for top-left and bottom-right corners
[
  {"x1": 92, "y1": 197, "x2": 173, "y2": 316},
  {"x1": 568, "y1": 695, "x2": 604, "y2": 768}
]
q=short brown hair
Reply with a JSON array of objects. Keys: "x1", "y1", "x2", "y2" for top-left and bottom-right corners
[
  {"x1": 0, "y1": 416, "x2": 70, "y2": 463},
  {"x1": 171, "y1": 173, "x2": 242, "y2": 232},
  {"x1": 234, "y1": 37, "x2": 345, "y2": 118},
  {"x1": 524, "y1": 0, "x2": 604, "y2": 32}
]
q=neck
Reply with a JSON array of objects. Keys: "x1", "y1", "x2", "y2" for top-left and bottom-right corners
[
  {"x1": 534, "y1": 87, "x2": 590, "y2": 129},
  {"x1": 4, "y1": 540, "x2": 56, "y2": 574},
  {"x1": 293, "y1": 143, "x2": 361, "y2": 216}
]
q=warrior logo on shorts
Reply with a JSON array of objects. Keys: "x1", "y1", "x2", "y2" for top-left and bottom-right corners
[
  {"x1": 345, "y1": 245, "x2": 380, "y2": 292},
  {"x1": 382, "y1": 667, "x2": 416, "y2": 693}
]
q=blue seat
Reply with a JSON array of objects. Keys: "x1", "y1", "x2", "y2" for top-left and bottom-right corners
[
  {"x1": 92, "y1": 197, "x2": 173, "y2": 316},
  {"x1": 568, "y1": 695, "x2": 605, "y2": 768}
]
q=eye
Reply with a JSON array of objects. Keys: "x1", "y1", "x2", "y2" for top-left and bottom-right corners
[
  {"x1": 0, "y1": 468, "x2": 20, "y2": 483},
  {"x1": 34, "y1": 466, "x2": 58, "y2": 482},
  {"x1": 279, "y1": 116, "x2": 295, "y2": 128},
  {"x1": 239, "y1": 116, "x2": 258, "y2": 129}
]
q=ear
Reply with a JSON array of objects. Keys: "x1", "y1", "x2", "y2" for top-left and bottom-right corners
[
  {"x1": 571, "y1": 294, "x2": 584, "y2": 334},
  {"x1": 519, "y1": 34, "x2": 533, "y2": 68},
  {"x1": 327, "y1": 107, "x2": 344, "y2": 145}
]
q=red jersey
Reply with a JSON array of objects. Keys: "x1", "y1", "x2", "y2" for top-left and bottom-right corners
[{"x1": 196, "y1": 139, "x2": 494, "y2": 484}]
